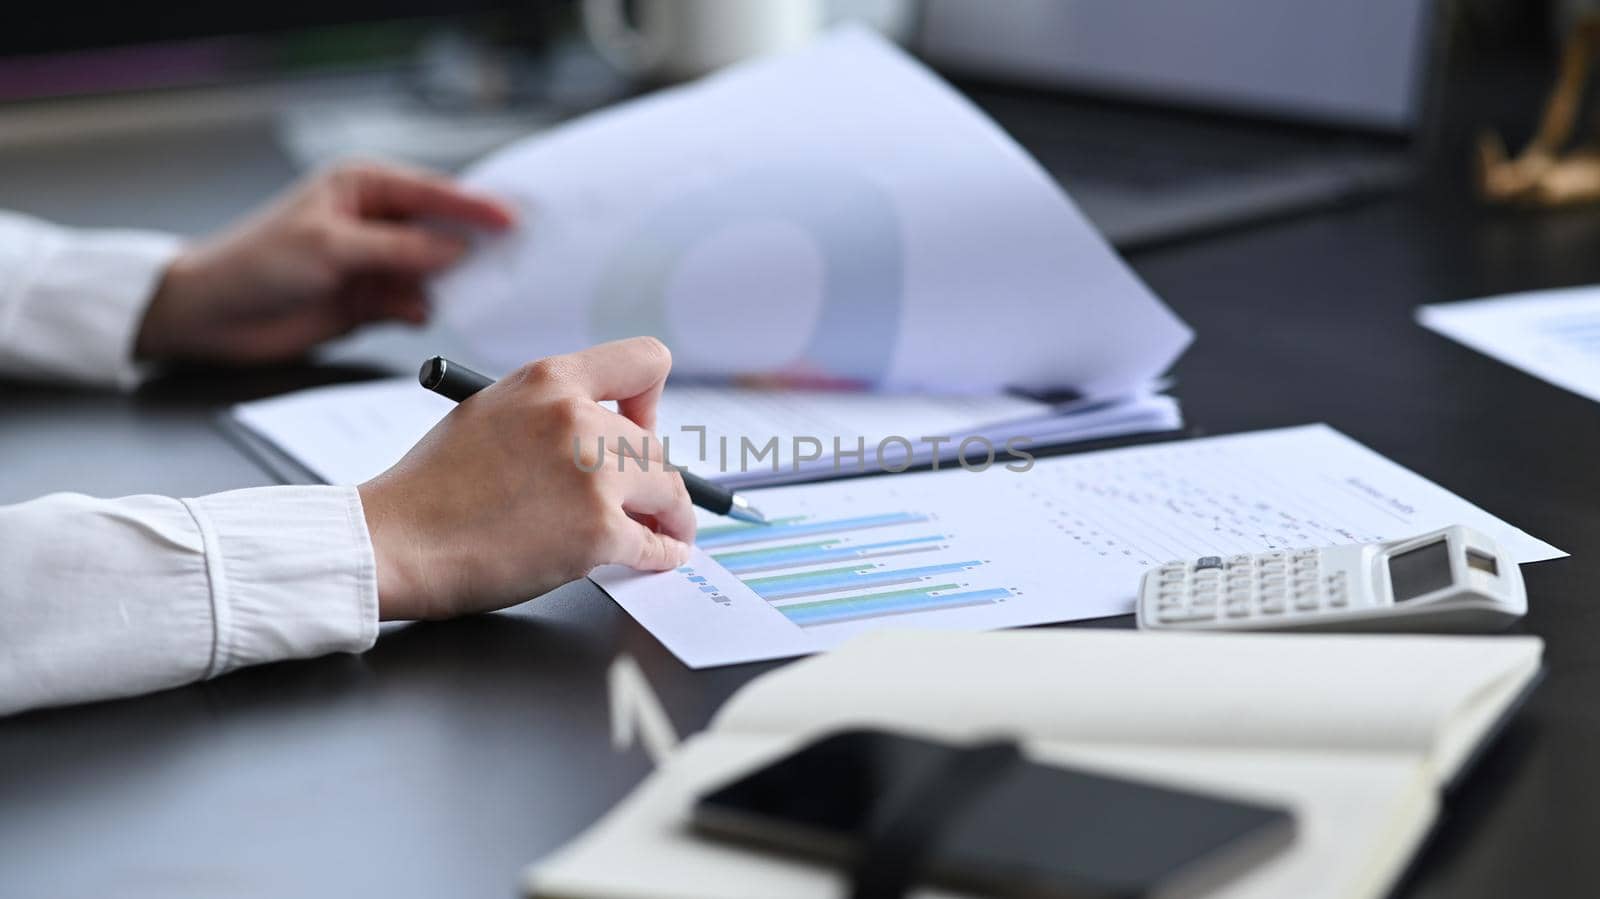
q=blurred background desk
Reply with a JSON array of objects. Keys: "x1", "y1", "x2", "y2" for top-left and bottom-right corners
[{"x1": 6, "y1": 3, "x2": 1600, "y2": 898}]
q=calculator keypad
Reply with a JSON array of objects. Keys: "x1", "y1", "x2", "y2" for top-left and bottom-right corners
[{"x1": 1150, "y1": 550, "x2": 1345, "y2": 625}]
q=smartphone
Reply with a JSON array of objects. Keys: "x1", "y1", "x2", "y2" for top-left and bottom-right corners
[{"x1": 692, "y1": 729, "x2": 1295, "y2": 899}]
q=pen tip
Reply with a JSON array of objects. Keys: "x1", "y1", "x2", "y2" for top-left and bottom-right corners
[{"x1": 729, "y1": 496, "x2": 767, "y2": 525}]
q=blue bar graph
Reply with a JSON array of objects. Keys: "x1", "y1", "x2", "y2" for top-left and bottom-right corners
[
  {"x1": 781, "y1": 587, "x2": 1013, "y2": 627},
  {"x1": 746, "y1": 560, "x2": 984, "y2": 600},
  {"x1": 696, "y1": 513, "x2": 930, "y2": 549},
  {"x1": 714, "y1": 535, "x2": 947, "y2": 574},
  {"x1": 685, "y1": 508, "x2": 1019, "y2": 628}
]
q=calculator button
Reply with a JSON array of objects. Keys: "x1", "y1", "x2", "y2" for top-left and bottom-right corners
[
  {"x1": 1225, "y1": 602, "x2": 1250, "y2": 618},
  {"x1": 1158, "y1": 607, "x2": 1215, "y2": 623},
  {"x1": 1259, "y1": 598, "x2": 1285, "y2": 614},
  {"x1": 1227, "y1": 554, "x2": 1252, "y2": 568},
  {"x1": 1194, "y1": 556, "x2": 1223, "y2": 571},
  {"x1": 1328, "y1": 591, "x2": 1348, "y2": 607}
]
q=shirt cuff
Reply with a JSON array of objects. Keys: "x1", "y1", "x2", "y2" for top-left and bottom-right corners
[
  {"x1": 182, "y1": 485, "x2": 380, "y2": 676},
  {"x1": 4, "y1": 222, "x2": 180, "y2": 390}
]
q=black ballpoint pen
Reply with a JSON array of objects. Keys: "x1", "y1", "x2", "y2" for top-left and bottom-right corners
[{"x1": 418, "y1": 355, "x2": 767, "y2": 525}]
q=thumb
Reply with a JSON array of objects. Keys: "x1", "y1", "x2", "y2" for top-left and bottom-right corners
[{"x1": 616, "y1": 518, "x2": 692, "y2": 572}]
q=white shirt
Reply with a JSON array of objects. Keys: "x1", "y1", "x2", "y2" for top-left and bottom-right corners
[{"x1": 0, "y1": 212, "x2": 379, "y2": 716}]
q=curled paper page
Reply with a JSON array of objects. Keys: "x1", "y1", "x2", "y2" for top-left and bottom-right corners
[{"x1": 433, "y1": 27, "x2": 1191, "y2": 394}]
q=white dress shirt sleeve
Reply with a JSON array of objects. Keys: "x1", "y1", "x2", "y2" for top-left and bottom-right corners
[
  {"x1": 0, "y1": 486, "x2": 380, "y2": 716},
  {"x1": 0, "y1": 212, "x2": 381, "y2": 716},
  {"x1": 0, "y1": 210, "x2": 181, "y2": 389}
]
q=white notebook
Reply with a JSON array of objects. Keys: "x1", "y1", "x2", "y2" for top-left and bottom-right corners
[{"x1": 525, "y1": 629, "x2": 1543, "y2": 899}]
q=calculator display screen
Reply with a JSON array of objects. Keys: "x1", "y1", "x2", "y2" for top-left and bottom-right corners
[{"x1": 1388, "y1": 540, "x2": 1453, "y2": 602}]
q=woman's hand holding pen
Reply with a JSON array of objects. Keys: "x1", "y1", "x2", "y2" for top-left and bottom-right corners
[
  {"x1": 125, "y1": 162, "x2": 699, "y2": 618},
  {"x1": 358, "y1": 338, "x2": 697, "y2": 621}
]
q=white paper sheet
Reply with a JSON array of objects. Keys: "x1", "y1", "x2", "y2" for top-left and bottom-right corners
[
  {"x1": 1419, "y1": 286, "x2": 1600, "y2": 403},
  {"x1": 231, "y1": 377, "x2": 1159, "y2": 487},
  {"x1": 592, "y1": 425, "x2": 1563, "y2": 668},
  {"x1": 431, "y1": 27, "x2": 1191, "y2": 394}
]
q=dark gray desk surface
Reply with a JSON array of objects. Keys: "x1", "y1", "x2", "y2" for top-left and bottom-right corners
[{"x1": 6, "y1": 115, "x2": 1600, "y2": 899}]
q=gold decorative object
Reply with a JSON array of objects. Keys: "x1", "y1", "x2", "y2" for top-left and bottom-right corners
[{"x1": 1479, "y1": 14, "x2": 1600, "y2": 206}]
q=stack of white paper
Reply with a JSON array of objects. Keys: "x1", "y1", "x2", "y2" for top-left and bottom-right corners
[
  {"x1": 236, "y1": 28, "x2": 1199, "y2": 489},
  {"x1": 229, "y1": 377, "x2": 1180, "y2": 489},
  {"x1": 431, "y1": 27, "x2": 1191, "y2": 396}
]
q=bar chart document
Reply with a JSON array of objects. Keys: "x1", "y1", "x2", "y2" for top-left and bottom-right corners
[
  {"x1": 1419, "y1": 286, "x2": 1600, "y2": 404},
  {"x1": 593, "y1": 425, "x2": 1563, "y2": 667}
]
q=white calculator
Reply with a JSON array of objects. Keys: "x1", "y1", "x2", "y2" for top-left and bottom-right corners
[{"x1": 1136, "y1": 526, "x2": 1526, "y2": 633}]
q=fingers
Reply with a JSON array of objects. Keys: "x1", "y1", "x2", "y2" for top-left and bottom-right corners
[
  {"x1": 340, "y1": 274, "x2": 430, "y2": 326},
  {"x1": 362, "y1": 286, "x2": 429, "y2": 326},
  {"x1": 325, "y1": 221, "x2": 470, "y2": 275},
  {"x1": 614, "y1": 464, "x2": 697, "y2": 547},
  {"x1": 582, "y1": 412, "x2": 695, "y2": 572},
  {"x1": 616, "y1": 377, "x2": 667, "y2": 434},
  {"x1": 539, "y1": 337, "x2": 673, "y2": 430},
  {"x1": 608, "y1": 516, "x2": 693, "y2": 572},
  {"x1": 343, "y1": 162, "x2": 516, "y2": 230},
  {"x1": 378, "y1": 289, "x2": 430, "y2": 326}
]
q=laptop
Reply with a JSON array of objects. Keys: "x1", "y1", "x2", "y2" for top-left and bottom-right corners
[{"x1": 917, "y1": 0, "x2": 1442, "y2": 249}]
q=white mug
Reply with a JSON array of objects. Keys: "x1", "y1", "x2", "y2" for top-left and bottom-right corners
[{"x1": 582, "y1": 0, "x2": 823, "y2": 82}]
